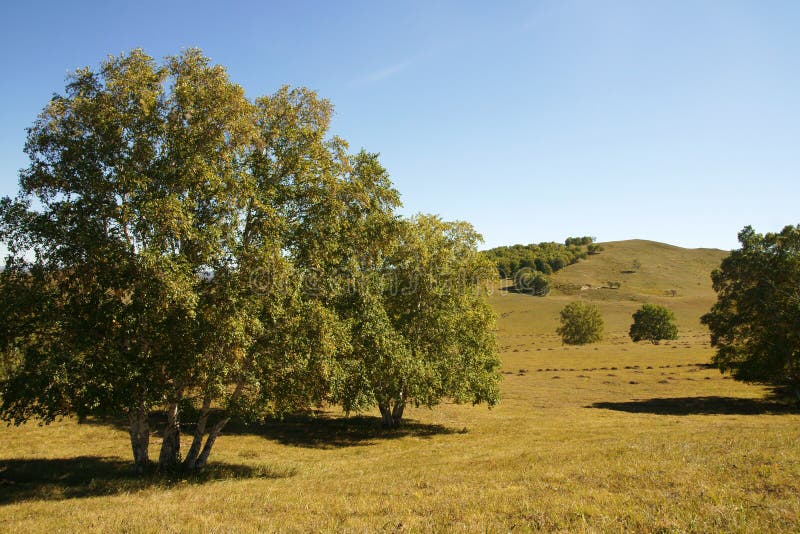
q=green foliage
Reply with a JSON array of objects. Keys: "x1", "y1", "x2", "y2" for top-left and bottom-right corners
[
  {"x1": 0, "y1": 48, "x2": 502, "y2": 463},
  {"x1": 564, "y1": 236, "x2": 595, "y2": 246},
  {"x1": 482, "y1": 241, "x2": 589, "y2": 279},
  {"x1": 513, "y1": 268, "x2": 550, "y2": 296},
  {"x1": 556, "y1": 301, "x2": 604, "y2": 345},
  {"x1": 629, "y1": 304, "x2": 678, "y2": 344},
  {"x1": 587, "y1": 243, "x2": 604, "y2": 255},
  {"x1": 701, "y1": 225, "x2": 800, "y2": 393},
  {"x1": 330, "y1": 215, "x2": 501, "y2": 427}
]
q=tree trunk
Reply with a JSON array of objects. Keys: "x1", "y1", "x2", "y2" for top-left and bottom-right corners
[
  {"x1": 157, "y1": 401, "x2": 181, "y2": 471},
  {"x1": 391, "y1": 400, "x2": 405, "y2": 427},
  {"x1": 128, "y1": 406, "x2": 150, "y2": 475},
  {"x1": 379, "y1": 403, "x2": 393, "y2": 428},
  {"x1": 378, "y1": 399, "x2": 405, "y2": 429},
  {"x1": 194, "y1": 417, "x2": 230, "y2": 471},
  {"x1": 183, "y1": 396, "x2": 211, "y2": 472}
]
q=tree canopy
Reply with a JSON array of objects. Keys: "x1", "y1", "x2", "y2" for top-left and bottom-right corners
[
  {"x1": 330, "y1": 215, "x2": 500, "y2": 427},
  {"x1": 701, "y1": 225, "x2": 800, "y2": 396},
  {"x1": 0, "y1": 49, "x2": 501, "y2": 473},
  {"x1": 481, "y1": 241, "x2": 590, "y2": 280},
  {"x1": 629, "y1": 304, "x2": 678, "y2": 344},
  {"x1": 556, "y1": 301, "x2": 604, "y2": 345}
]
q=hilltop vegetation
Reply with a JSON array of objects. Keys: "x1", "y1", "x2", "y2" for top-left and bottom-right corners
[{"x1": 481, "y1": 236, "x2": 596, "y2": 279}]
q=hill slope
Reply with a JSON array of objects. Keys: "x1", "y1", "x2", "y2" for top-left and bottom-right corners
[
  {"x1": 551, "y1": 239, "x2": 728, "y2": 300},
  {"x1": 491, "y1": 240, "x2": 728, "y2": 338}
]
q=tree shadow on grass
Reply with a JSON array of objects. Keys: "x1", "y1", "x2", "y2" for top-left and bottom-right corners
[
  {"x1": 225, "y1": 413, "x2": 466, "y2": 449},
  {"x1": 81, "y1": 411, "x2": 465, "y2": 449},
  {"x1": 589, "y1": 396, "x2": 800, "y2": 416},
  {"x1": 0, "y1": 456, "x2": 296, "y2": 505},
  {"x1": 498, "y1": 284, "x2": 539, "y2": 296}
]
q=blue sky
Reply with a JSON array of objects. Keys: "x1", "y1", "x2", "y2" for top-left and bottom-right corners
[{"x1": 1, "y1": 1, "x2": 799, "y2": 251}]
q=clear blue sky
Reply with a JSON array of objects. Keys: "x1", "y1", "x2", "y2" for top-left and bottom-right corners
[{"x1": 2, "y1": 0, "x2": 799, "y2": 251}]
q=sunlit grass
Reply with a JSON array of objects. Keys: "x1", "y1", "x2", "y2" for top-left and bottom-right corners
[{"x1": 1, "y1": 241, "x2": 798, "y2": 532}]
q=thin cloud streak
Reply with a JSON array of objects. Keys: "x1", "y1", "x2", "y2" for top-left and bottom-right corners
[{"x1": 350, "y1": 61, "x2": 410, "y2": 86}]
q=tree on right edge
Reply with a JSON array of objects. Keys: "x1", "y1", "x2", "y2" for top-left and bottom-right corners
[{"x1": 701, "y1": 225, "x2": 800, "y2": 398}]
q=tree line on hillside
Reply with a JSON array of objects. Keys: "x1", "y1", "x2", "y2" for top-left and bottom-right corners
[
  {"x1": 0, "y1": 49, "x2": 501, "y2": 475},
  {"x1": 481, "y1": 237, "x2": 602, "y2": 296}
]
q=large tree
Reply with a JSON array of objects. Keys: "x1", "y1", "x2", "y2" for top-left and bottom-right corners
[
  {"x1": 0, "y1": 49, "x2": 371, "y2": 473},
  {"x1": 701, "y1": 225, "x2": 800, "y2": 397}
]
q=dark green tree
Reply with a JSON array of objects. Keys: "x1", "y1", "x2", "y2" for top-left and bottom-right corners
[
  {"x1": 556, "y1": 301, "x2": 604, "y2": 345},
  {"x1": 513, "y1": 268, "x2": 550, "y2": 296},
  {"x1": 701, "y1": 225, "x2": 800, "y2": 397},
  {"x1": 629, "y1": 304, "x2": 678, "y2": 344}
]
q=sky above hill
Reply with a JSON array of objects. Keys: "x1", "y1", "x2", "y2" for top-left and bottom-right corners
[{"x1": 1, "y1": 1, "x2": 799, "y2": 252}]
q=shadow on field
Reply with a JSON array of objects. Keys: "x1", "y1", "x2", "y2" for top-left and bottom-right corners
[
  {"x1": 589, "y1": 396, "x2": 800, "y2": 415},
  {"x1": 0, "y1": 456, "x2": 295, "y2": 504},
  {"x1": 252, "y1": 414, "x2": 463, "y2": 448},
  {"x1": 82, "y1": 411, "x2": 462, "y2": 449},
  {"x1": 498, "y1": 284, "x2": 539, "y2": 296}
]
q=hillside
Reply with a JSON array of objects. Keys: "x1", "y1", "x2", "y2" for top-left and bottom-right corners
[
  {"x1": 491, "y1": 239, "x2": 728, "y2": 344},
  {"x1": 550, "y1": 239, "x2": 727, "y2": 300}
]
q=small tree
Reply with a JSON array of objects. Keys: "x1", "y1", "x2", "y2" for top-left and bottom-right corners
[
  {"x1": 629, "y1": 304, "x2": 678, "y2": 344},
  {"x1": 330, "y1": 215, "x2": 501, "y2": 428},
  {"x1": 556, "y1": 301, "x2": 604, "y2": 345},
  {"x1": 513, "y1": 267, "x2": 550, "y2": 296}
]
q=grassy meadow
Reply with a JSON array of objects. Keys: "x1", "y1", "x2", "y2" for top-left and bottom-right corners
[{"x1": 2, "y1": 240, "x2": 799, "y2": 532}]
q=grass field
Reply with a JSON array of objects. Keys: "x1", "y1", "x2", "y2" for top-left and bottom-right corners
[{"x1": 2, "y1": 241, "x2": 799, "y2": 532}]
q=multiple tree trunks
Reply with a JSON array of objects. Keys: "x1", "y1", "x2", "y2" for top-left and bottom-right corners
[
  {"x1": 182, "y1": 396, "x2": 212, "y2": 471},
  {"x1": 125, "y1": 395, "x2": 235, "y2": 474},
  {"x1": 378, "y1": 399, "x2": 406, "y2": 429},
  {"x1": 0, "y1": 49, "x2": 501, "y2": 478}
]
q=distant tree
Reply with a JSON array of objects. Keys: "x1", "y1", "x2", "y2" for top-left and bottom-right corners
[
  {"x1": 631, "y1": 259, "x2": 642, "y2": 272},
  {"x1": 629, "y1": 304, "x2": 678, "y2": 344},
  {"x1": 557, "y1": 301, "x2": 604, "y2": 345},
  {"x1": 513, "y1": 268, "x2": 550, "y2": 296},
  {"x1": 701, "y1": 225, "x2": 800, "y2": 397},
  {"x1": 565, "y1": 236, "x2": 595, "y2": 246},
  {"x1": 587, "y1": 243, "x2": 604, "y2": 255},
  {"x1": 481, "y1": 239, "x2": 594, "y2": 279}
]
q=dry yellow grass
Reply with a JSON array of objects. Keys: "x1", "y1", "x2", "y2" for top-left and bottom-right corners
[{"x1": 1, "y1": 240, "x2": 799, "y2": 532}]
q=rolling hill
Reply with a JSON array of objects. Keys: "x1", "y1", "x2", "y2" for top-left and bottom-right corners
[{"x1": 491, "y1": 239, "x2": 728, "y2": 341}]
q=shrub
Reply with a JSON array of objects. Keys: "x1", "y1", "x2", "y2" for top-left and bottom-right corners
[
  {"x1": 513, "y1": 268, "x2": 550, "y2": 296},
  {"x1": 629, "y1": 304, "x2": 679, "y2": 344},
  {"x1": 556, "y1": 301, "x2": 604, "y2": 345}
]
